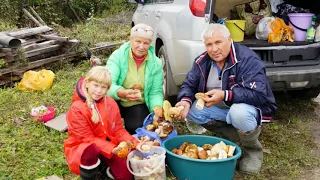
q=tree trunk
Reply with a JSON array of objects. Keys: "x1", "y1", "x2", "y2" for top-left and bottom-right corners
[{"x1": 66, "y1": 0, "x2": 81, "y2": 22}]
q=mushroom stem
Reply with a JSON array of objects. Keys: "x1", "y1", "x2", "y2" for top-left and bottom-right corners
[{"x1": 196, "y1": 98, "x2": 205, "y2": 110}]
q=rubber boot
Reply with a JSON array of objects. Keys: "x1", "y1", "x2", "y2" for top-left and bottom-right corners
[
  {"x1": 80, "y1": 159, "x2": 102, "y2": 180},
  {"x1": 238, "y1": 126, "x2": 263, "y2": 174},
  {"x1": 80, "y1": 166, "x2": 99, "y2": 180},
  {"x1": 201, "y1": 120, "x2": 240, "y2": 142}
]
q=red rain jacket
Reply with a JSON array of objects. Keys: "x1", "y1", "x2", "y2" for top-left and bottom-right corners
[{"x1": 64, "y1": 77, "x2": 138, "y2": 174}]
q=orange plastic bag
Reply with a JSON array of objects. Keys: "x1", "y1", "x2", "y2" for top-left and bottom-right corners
[
  {"x1": 18, "y1": 69, "x2": 55, "y2": 91},
  {"x1": 268, "y1": 18, "x2": 294, "y2": 43}
]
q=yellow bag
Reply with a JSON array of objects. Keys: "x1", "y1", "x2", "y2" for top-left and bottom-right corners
[{"x1": 18, "y1": 69, "x2": 55, "y2": 91}]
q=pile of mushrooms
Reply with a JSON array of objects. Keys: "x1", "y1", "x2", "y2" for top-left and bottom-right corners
[
  {"x1": 145, "y1": 120, "x2": 174, "y2": 138},
  {"x1": 144, "y1": 100, "x2": 178, "y2": 138},
  {"x1": 171, "y1": 141, "x2": 236, "y2": 160},
  {"x1": 131, "y1": 144, "x2": 165, "y2": 180},
  {"x1": 136, "y1": 136, "x2": 160, "y2": 147}
]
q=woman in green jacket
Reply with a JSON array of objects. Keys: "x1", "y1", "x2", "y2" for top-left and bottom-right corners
[{"x1": 106, "y1": 23, "x2": 163, "y2": 134}]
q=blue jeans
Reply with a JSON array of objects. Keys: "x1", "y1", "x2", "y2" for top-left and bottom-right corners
[{"x1": 187, "y1": 100, "x2": 259, "y2": 132}]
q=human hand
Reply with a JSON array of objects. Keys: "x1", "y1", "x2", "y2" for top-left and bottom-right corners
[
  {"x1": 112, "y1": 141, "x2": 133, "y2": 158},
  {"x1": 203, "y1": 89, "x2": 224, "y2": 107},
  {"x1": 153, "y1": 106, "x2": 163, "y2": 118},
  {"x1": 118, "y1": 89, "x2": 141, "y2": 101},
  {"x1": 172, "y1": 101, "x2": 191, "y2": 120}
]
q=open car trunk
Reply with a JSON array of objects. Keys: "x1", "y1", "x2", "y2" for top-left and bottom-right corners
[{"x1": 212, "y1": 0, "x2": 320, "y2": 65}]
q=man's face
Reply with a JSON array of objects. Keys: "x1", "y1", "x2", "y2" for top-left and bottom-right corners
[
  {"x1": 204, "y1": 32, "x2": 232, "y2": 63},
  {"x1": 130, "y1": 37, "x2": 151, "y2": 58}
]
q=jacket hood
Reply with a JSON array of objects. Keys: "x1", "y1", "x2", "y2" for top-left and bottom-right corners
[{"x1": 75, "y1": 77, "x2": 86, "y2": 102}]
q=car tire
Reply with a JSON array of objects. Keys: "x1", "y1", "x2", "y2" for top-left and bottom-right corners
[
  {"x1": 158, "y1": 45, "x2": 169, "y2": 100},
  {"x1": 289, "y1": 85, "x2": 320, "y2": 99}
]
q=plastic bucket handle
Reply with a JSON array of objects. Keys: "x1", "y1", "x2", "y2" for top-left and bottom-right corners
[
  {"x1": 126, "y1": 154, "x2": 166, "y2": 177},
  {"x1": 288, "y1": 17, "x2": 308, "y2": 32},
  {"x1": 233, "y1": 23, "x2": 245, "y2": 32}
]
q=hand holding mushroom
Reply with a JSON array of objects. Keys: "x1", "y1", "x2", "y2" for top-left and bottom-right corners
[
  {"x1": 153, "y1": 105, "x2": 163, "y2": 118},
  {"x1": 117, "y1": 89, "x2": 141, "y2": 101},
  {"x1": 172, "y1": 101, "x2": 191, "y2": 119},
  {"x1": 203, "y1": 89, "x2": 225, "y2": 108},
  {"x1": 195, "y1": 93, "x2": 210, "y2": 110},
  {"x1": 112, "y1": 141, "x2": 134, "y2": 158}
]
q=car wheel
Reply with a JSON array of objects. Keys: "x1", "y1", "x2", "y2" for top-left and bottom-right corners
[
  {"x1": 158, "y1": 45, "x2": 169, "y2": 99},
  {"x1": 289, "y1": 85, "x2": 320, "y2": 99}
]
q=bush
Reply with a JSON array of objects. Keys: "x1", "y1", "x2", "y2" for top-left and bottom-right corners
[{"x1": 0, "y1": 0, "x2": 136, "y2": 27}]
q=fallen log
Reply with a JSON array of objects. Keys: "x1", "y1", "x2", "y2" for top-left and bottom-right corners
[
  {"x1": 7, "y1": 26, "x2": 53, "y2": 38},
  {"x1": 0, "y1": 34, "x2": 22, "y2": 48},
  {"x1": 26, "y1": 44, "x2": 61, "y2": 58},
  {"x1": 40, "y1": 34, "x2": 69, "y2": 42},
  {"x1": 22, "y1": 40, "x2": 57, "y2": 51}
]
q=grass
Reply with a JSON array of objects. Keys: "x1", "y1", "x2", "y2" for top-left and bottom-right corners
[{"x1": 1, "y1": 9, "x2": 320, "y2": 180}]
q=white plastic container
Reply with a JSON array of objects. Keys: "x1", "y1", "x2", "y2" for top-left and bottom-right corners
[
  {"x1": 127, "y1": 146, "x2": 166, "y2": 180},
  {"x1": 315, "y1": 25, "x2": 320, "y2": 42}
]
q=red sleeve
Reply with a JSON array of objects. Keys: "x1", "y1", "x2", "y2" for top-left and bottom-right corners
[
  {"x1": 110, "y1": 100, "x2": 139, "y2": 147},
  {"x1": 67, "y1": 102, "x2": 117, "y2": 158}
]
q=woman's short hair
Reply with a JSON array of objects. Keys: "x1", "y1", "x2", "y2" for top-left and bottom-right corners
[
  {"x1": 130, "y1": 23, "x2": 154, "y2": 41},
  {"x1": 201, "y1": 23, "x2": 230, "y2": 42}
]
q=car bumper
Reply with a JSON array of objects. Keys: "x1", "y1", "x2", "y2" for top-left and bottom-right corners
[{"x1": 266, "y1": 64, "x2": 320, "y2": 91}]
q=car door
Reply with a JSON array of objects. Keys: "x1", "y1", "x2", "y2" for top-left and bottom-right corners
[{"x1": 132, "y1": 0, "x2": 156, "y2": 26}]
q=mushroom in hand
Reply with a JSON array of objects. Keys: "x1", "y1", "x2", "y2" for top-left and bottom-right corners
[{"x1": 195, "y1": 93, "x2": 209, "y2": 110}]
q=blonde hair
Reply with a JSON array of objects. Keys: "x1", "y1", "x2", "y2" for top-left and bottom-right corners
[
  {"x1": 130, "y1": 23, "x2": 154, "y2": 41},
  {"x1": 201, "y1": 23, "x2": 230, "y2": 42},
  {"x1": 83, "y1": 66, "x2": 112, "y2": 123}
]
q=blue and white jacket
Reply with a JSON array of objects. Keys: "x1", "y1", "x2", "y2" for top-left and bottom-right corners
[{"x1": 177, "y1": 42, "x2": 277, "y2": 124}]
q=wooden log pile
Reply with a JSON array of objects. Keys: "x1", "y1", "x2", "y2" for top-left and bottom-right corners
[
  {"x1": 0, "y1": 26, "x2": 82, "y2": 85},
  {"x1": 0, "y1": 6, "x2": 124, "y2": 86}
]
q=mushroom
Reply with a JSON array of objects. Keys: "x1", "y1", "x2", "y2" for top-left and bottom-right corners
[
  {"x1": 186, "y1": 149, "x2": 199, "y2": 159},
  {"x1": 163, "y1": 100, "x2": 173, "y2": 122},
  {"x1": 195, "y1": 93, "x2": 209, "y2": 110},
  {"x1": 132, "y1": 84, "x2": 142, "y2": 90},
  {"x1": 218, "y1": 150, "x2": 228, "y2": 159},
  {"x1": 146, "y1": 124, "x2": 155, "y2": 131},
  {"x1": 162, "y1": 124, "x2": 173, "y2": 135},
  {"x1": 168, "y1": 106, "x2": 184, "y2": 117},
  {"x1": 202, "y1": 144, "x2": 213, "y2": 150},
  {"x1": 198, "y1": 149, "x2": 208, "y2": 159},
  {"x1": 227, "y1": 145, "x2": 236, "y2": 157}
]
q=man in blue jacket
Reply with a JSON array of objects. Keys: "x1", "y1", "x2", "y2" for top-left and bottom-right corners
[{"x1": 174, "y1": 24, "x2": 277, "y2": 174}]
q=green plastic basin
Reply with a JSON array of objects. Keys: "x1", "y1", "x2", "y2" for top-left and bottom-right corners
[{"x1": 162, "y1": 135, "x2": 242, "y2": 180}]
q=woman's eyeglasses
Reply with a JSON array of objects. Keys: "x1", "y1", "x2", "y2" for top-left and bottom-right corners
[{"x1": 135, "y1": 27, "x2": 154, "y2": 36}]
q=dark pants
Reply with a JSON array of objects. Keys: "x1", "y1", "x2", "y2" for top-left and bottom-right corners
[{"x1": 118, "y1": 103, "x2": 150, "y2": 134}]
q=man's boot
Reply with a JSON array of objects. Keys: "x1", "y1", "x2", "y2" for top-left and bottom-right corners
[
  {"x1": 238, "y1": 126, "x2": 263, "y2": 174},
  {"x1": 201, "y1": 120, "x2": 240, "y2": 142}
]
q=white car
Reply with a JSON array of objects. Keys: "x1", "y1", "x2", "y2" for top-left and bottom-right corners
[{"x1": 131, "y1": 0, "x2": 320, "y2": 99}]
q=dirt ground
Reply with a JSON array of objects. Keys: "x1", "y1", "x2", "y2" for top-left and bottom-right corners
[{"x1": 300, "y1": 99, "x2": 320, "y2": 180}]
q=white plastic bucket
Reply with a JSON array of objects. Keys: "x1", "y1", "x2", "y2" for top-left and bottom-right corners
[{"x1": 127, "y1": 146, "x2": 166, "y2": 180}]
